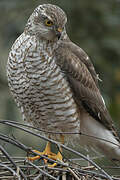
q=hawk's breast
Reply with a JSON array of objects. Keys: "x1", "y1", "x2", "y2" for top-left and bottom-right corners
[{"x1": 7, "y1": 32, "x2": 80, "y2": 134}]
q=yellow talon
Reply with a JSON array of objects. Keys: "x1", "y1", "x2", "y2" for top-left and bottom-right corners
[
  {"x1": 27, "y1": 135, "x2": 64, "y2": 167},
  {"x1": 47, "y1": 151, "x2": 63, "y2": 167},
  {"x1": 28, "y1": 142, "x2": 56, "y2": 161},
  {"x1": 27, "y1": 150, "x2": 42, "y2": 161}
]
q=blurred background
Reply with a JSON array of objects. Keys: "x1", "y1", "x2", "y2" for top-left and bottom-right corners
[{"x1": 0, "y1": 0, "x2": 120, "y2": 161}]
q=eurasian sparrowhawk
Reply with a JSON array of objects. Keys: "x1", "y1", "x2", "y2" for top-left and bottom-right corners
[{"x1": 7, "y1": 4, "x2": 120, "y2": 162}]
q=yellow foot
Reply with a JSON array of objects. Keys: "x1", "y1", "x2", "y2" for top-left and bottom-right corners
[
  {"x1": 27, "y1": 141, "x2": 63, "y2": 167},
  {"x1": 48, "y1": 151, "x2": 63, "y2": 167}
]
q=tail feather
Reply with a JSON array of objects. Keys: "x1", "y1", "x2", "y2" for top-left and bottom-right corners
[{"x1": 80, "y1": 112, "x2": 120, "y2": 161}]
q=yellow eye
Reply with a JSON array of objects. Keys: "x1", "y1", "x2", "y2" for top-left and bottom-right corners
[{"x1": 45, "y1": 19, "x2": 53, "y2": 27}]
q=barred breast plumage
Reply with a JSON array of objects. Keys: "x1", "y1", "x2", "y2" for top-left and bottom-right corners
[{"x1": 7, "y1": 32, "x2": 80, "y2": 136}]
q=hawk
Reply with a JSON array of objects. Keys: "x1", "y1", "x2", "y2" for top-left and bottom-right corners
[{"x1": 7, "y1": 4, "x2": 120, "y2": 163}]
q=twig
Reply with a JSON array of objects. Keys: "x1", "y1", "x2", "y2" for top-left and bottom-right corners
[
  {"x1": 0, "y1": 119, "x2": 119, "y2": 147},
  {"x1": 0, "y1": 163, "x2": 18, "y2": 177},
  {"x1": 34, "y1": 173, "x2": 42, "y2": 180},
  {"x1": 28, "y1": 161, "x2": 57, "y2": 180},
  {"x1": 68, "y1": 167, "x2": 80, "y2": 180},
  {"x1": 0, "y1": 133, "x2": 30, "y2": 152},
  {"x1": 0, "y1": 145, "x2": 27, "y2": 180},
  {"x1": 0, "y1": 120, "x2": 116, "y2": 179}
]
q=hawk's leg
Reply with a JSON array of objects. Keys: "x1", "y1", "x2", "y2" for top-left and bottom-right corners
[
  {"x1": 48, "y1": 135, "x2": 64, "y2": 167},
  {"x1": 27, "y1": 135, "x2": 64, "y2": 167}
]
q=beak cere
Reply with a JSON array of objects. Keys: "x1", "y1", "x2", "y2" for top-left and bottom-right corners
[{"x1": 56, "y1": 27, "x2": 62, "y2": 40}]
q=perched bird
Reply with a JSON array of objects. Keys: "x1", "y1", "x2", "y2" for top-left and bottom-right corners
[{"x1": 7, "y1": 4, "x2": 120, "y2": 162}]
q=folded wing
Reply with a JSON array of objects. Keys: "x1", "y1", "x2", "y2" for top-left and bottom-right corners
[{"x1": 55, "y1": 40, "x2": 119, "y2": 141}]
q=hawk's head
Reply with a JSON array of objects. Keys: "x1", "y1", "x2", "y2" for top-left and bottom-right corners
[{"x1": 25, "y1": 4, "x2": 67, "y2": 41}]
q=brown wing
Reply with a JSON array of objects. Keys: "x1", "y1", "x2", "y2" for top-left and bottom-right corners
[
  {"x1": 55, "y1": 40, "x2": 118, "y2": 138},
  {"x1": 64, "y1": 41, "x2": 101, "y2": 87}
]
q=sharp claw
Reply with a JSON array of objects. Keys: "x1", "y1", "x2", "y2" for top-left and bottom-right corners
[
  {"x1": 27, "y1": 141, "x2": 63, "y2": 167},
  {"x1": 27, "y1": 155, "x2": 40, "y2": 161},
  {"x1": 48, "y1": 163, "x2": 57, "y2": 167}
]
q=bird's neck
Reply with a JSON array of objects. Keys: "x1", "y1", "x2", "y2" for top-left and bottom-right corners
[{"x1": 36, "y1": 36, "x2": 59, "y2": 53}]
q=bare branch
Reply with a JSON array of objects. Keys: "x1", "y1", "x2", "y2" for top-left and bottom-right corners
[{"x1": 0, "y1": 119, "x2": 119, "y2": 179}]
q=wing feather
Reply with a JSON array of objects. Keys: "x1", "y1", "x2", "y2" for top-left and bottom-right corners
[{"x1": 55, "y1": 40, "x2": 118, "y2": 138}]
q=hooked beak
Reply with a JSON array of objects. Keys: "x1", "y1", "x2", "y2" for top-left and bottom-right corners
[{"x1": 56, "y1": 27, "x2": 62, "y2": 40}]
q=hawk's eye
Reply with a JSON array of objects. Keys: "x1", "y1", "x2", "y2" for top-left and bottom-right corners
[{"x1": 45, "y1": 19, "x2": 53, "y2": 27}]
